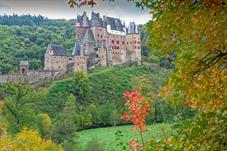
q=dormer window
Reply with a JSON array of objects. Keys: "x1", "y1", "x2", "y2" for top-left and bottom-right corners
[{"x1": 49, "y1": 51, "x2": 54, "y2": 55}]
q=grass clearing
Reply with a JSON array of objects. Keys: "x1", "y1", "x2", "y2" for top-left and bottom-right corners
[{"x1": 76, "y1": 123, "x2": 174, "y2": 150}]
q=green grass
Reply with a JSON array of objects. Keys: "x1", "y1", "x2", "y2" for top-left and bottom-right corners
[{"x1": 76, "y1": 123, "x2": 174, "y2": 150}]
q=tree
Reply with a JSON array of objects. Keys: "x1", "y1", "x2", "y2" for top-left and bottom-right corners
[
  {"x1": 0, "y1": 128, "x2": 63, "y2": 151},
  {"x1": 133, "y1": 0, "x2": 227, "y2": 150},
  {"x1": 50, "y1": 95, "x2": 79, "y2": 145},
  {"x1": 1, "y1": 82, "x2": 47, "y2": 133},
  {"x1": 67, "y1": 72, "x2": 93, "y2": 104},
  {"x1": 121, "y1": 90, "x2": 150, "y2": 148}
]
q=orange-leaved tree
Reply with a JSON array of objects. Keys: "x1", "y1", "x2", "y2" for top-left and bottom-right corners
[{"x1": 121, "y1": 90, "x2": 150, "y2": 150}]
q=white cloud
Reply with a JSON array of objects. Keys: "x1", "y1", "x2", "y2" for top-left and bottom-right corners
[{"x1": 0, "y1": 0, "x2": 151, "y2": 24}]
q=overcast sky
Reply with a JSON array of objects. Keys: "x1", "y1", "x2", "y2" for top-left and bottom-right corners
[{"x1": 0, "y1": 0, "x2": 151, "y2": 25}]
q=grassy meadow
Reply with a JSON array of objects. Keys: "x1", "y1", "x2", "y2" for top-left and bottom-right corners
[{"x1": 76, "y1": 123, "x2": 174, "y2": 150}]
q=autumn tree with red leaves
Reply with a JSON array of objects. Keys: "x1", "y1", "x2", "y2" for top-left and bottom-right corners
[{"x1": 121, "y1": 90, "x2": 150, "y2": 149}]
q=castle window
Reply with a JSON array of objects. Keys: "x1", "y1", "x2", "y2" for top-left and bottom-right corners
[
  {"x1": 100, "y1": 29, "x2": 102, "y2": 31},
  {"x1": 138, "y1": 41, "x2": 140, "y2": 44},
  {"x1": 138, "y1": 46, "x2": 140, "y2": 49},
  {"x1": 134, "y1": 46, "x2": 137, "y2": 49},
  {"x1": 122, "y1": 41, "x2": 124, "y2": 44},
  {"x1": 101, "y1": 35, "x2": 103, "y2": 38},
  {"x1": 78, "y1": 64, "x2": 79, "y2": 66},
  {"x1": 69, "y1": 58, "x2": 72, "y2": 60},
  {"x1": 117, "y1": 41, "x2": 119, "y2": 44},
  {"x1": 59, "y1": 66, "x2": 60, "y2": 68},
  {"x1": 112, "y1": 40, "x2": 114, "y2": 44},
  {"x1": 98, "y1": 34, "x2": 99, "y2": 37}
]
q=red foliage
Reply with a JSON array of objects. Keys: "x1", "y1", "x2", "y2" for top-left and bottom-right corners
[
  {"x1": 68, "y1": 0, "x2": 97, "y2": 8},
  {"x1": 121, "y1": 90, "x2": 150, "y2": 132}
]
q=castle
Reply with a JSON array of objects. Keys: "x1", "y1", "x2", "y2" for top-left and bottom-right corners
[
  {"x1": 44, "y1": 12, "x2": 142, "y2": 74},
  {"x1": 0, "y1": 12, "x2": 142, "y2": 84}
]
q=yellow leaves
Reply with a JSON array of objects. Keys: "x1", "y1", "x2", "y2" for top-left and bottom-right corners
[
  {"x1": 187, "y1": 99, "x2": 198, "y2": 109},
  {"x1": 38, "y1": 113, "x2": 52, "y2": 133},
  {"x1": 0, "y1": 101, "x2": 4, "y2": 110},
  {"x1": 160, "y1": 83, "x2": 172, "y2": 97},
  {"x1": 0, "y1": 128, "x2": 63, "y2": 151}
]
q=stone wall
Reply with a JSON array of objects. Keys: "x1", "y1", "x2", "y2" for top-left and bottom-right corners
[{"x1": 0, "y1": 70, "x2": 59, "y2": 84}]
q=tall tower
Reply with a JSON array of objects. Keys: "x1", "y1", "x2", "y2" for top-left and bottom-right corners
[
  {"x1": 98, "y1": 42, "x2": 108, "y2": 67},
  {"x1": 75, "y1": 12, "x2": 89, "y2": 42},
  {"x1": 72, "y1": 42, "x2": 88, "y2": 74}
]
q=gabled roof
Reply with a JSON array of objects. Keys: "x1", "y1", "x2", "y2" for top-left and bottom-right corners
[
  {"x1": 19, "y1": 60, "x2": 29, "y2": 66},
  {"x1": 82, "y1": 29, "x2": 96, "y2": 44},
  {"x1": 48, "y1": 44, "x2": 66, "y2": 56},
  {"x1": 90, "y1": 12, "x2": 103, "y2": 27},
  {"x1": 72, "y1": 42, "x2": 81, "y2": 56},
  {"x1": 105, "y1": 16, "x2": 124, "y2": 32}
]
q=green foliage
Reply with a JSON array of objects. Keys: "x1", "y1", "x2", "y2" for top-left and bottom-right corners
[
  {"x1": 68, "y1": 72, "x2": 93, "y2": 104},
  {"x1": 0, "y1": 82, "x2": 47, "y2": 133},
  {"x1": 50, "y1": 95, "x2": 79, "y2": 144},
  {"x1": 145, "y1": 109, "x2": 227, "y2": 151},
  {"x1": 84, "y1": 137, "x2": 105, "y2": 151},
  {"x1": 36, "y1": 113, "x2": 52, "y2": 137},
  {"x1": 46, "y1": 66, "x2": 194, "y2": 131}
]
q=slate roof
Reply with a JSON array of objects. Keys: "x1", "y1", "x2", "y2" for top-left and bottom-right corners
[
  {"x1": 76, "y1": 15, "x2": 83, "y2": 26},
  {"x1": 48, "y1": 44, "x2": 66, "y2": 56},
  {"x1": 105, "y1": 16, "x2": 124, "y2": 32},
  {"x1": 90, "y1": 12, "x2": 103, "y2": 27},
  {"x1": 82, "y1": 29, "x2": 96, "y2": 44},
  {"x1": 19, "y1": 60, "x2": 29, "y2": 66},
  {"x1": 72, "y1": 42, "x2": 81, "y2": 56},
  {"x1": 128, "y1": 22, "x2": 137, "y2": 34}
]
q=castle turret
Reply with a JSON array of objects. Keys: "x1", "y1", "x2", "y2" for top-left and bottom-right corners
[
  {"x1": 98, "y1": 42, "x2": 108, "y2": 67},
  {"x1": 72, "y1": 42, "x2": 87, "y2": 74},
  {"x1": 19, "y1": 60, "x2": 29, "y2": 76},
  {"x1": 82, "y1": 11, "x2": 89, "y2": 27},
  {"x1": 75, "y1": 12, "x2": 89, "y2": 42}
]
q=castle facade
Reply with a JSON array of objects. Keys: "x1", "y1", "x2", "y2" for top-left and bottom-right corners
[{"x1": 44, "y1": 12, "x2": 142, "y2": 74}]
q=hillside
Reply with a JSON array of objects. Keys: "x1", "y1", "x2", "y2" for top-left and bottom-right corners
[{"x1": 48, "y1": 65, "x2": 163, "y2": 105}]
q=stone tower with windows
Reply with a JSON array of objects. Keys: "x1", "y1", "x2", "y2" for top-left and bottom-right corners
[
  {"x1": 72, "y1": 42, "x2": 88, "y2": 74},
  {"x1": 98, "y1": 42, "x2": 108, "y2": 67}
]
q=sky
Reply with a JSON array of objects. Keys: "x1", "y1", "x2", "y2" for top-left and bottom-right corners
[{"x1": 0, "y1": 0, "x2": 151, "y2": 25}]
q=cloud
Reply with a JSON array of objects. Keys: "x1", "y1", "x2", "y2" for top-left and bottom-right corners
[
  {"x1": 0, "y1": 0, "x2": 150, "y2": 24},
  {"x1": 0, "y1": 2, "x2": 9, "y2": 9}
]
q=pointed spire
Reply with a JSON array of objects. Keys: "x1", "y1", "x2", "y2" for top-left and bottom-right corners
[
  {"x1": 82, "y1": 29, "x2": 96, "y2": 44},
  {"x1": 72, "y1": 41, "x2": 81, "y2": 56}
]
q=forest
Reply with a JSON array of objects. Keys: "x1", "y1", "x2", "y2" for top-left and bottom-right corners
[{"x1": 0, "y1": 0, "x2": 226, "y2": 151}]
